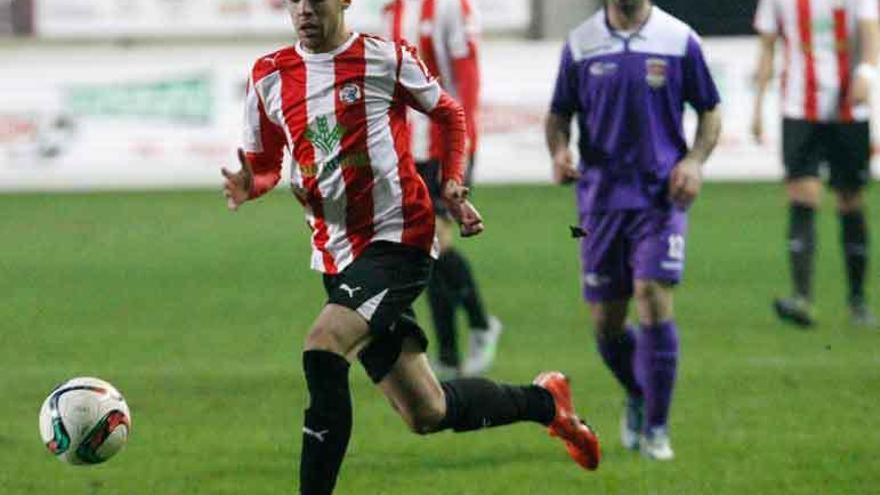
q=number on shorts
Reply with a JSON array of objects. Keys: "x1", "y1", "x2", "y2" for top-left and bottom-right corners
[{"x1": 667, "y1": 234, "x2": 685, "y2": 260}]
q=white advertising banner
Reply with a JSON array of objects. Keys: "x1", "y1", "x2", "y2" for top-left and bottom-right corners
[
  {"x1": 33, "y1": 0, "x2": 531, "y2": 38},
  {"x1": 1, "y1": 37, "x2": 878, "y2": 191}
]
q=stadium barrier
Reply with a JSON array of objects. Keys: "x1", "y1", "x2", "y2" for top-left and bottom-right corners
[{"x1": 1, "y1": 37, "x2": 878, "y2": 191}]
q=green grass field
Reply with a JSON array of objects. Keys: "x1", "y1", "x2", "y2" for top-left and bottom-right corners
[{"x1": 1, "y1": 183, "x2": 878, "y2": 494}]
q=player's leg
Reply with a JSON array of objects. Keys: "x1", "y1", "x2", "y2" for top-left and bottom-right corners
[
  {"x1": 375, "y1": 333, "x2": 600, "y2": 470},
  {"x1": 579, "y1": 212, "x2": 642, "y2": 449},
  {"x1": 775, "y1": 118, "x2": 822, "y2": 326},
  {"x1": 298, "y1": 241, "x2": 432, "y2": 495},
  {"x1": 419, "y1": 160, "x2": 463, "y2": 375},
  {"x1": 425, "y1": 241, "x2": 461, "y2": 377},
  {"x1": 630, "y1": 208, "x2": 689, "y2": 461},
  {"x1": 299, "y1": 303, "x2": 372, "y2": 495},
  {"x1": 632, "y1": 280, "x2": 677, "y2": 460},
  {"x1": 456, "y1": 157, "x2": 502, "y2": 376},
  {"x1": 421, "y1": 159, "x2": 500, "y2": 376},
  {"x1": 590, "y1": 300, "x2": 643, "y2": 450},
  {"x1": 828, "y1": 121, "x2": 875, "y2": 327}
]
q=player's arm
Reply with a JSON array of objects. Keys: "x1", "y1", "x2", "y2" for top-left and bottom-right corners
[
  {"x1": 670, "y1": 34, "x2": 723, "y2": 208},
  {"x1": 545, "y1": 112, "x2": 579, "y2": 184},
  {"x1": 445, "y1": 0, "x2": 481, "y2": 156},
  {"x1": 751, "y1": 0, "x2": 779, "y2": 143},
  {"x1": 752, "y1": 33, "x2": 777, "y2": 143},
  {"x1": 850, "y1": 12, "x2": 880, "y2": 105},
  {"x1": 396, "y1": 43, "x2": 483, "y2": 237},
  {"x1": 222, "y1": 71, "x2": 286, "y2": 211},
  {"x1": 545, "y1": 42, "x2": 580, "y2": 185},
  {"x1": 669, "y1": 107, "x2": 721, "y2": 208}
]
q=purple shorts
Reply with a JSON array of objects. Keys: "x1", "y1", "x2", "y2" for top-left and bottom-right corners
[{"x1": 579, "y1": 207, "x2": 688, "y2": 303}]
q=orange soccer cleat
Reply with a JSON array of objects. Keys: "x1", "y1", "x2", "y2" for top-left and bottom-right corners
[{"x1": 533, "y1": 371, "x2": 601, "y2": 471}]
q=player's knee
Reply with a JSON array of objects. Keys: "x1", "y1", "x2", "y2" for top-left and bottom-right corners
[
  {"x1": 836, "y1": 190, "x2": 863, "y2": 213},
  {"x1": 589, "y1": 301, "x2": 629, "y2": 339},
  {"x1": 634, "y1": 281, "x2": 674, "y2": 323},
  {"x1": 304, "y1": 323, "x2": 346, "y2": 354}
]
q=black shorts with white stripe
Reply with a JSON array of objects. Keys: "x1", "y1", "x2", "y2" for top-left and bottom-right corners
[{"x1": 322, "y1": 241, "x2": 432, "y2": 383}]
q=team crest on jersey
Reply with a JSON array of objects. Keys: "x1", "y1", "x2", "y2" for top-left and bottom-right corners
[
  {"x1": 645, "y1": 58, "x2": 668, "y2": 88},
  {"x1": 339, "y1": 83, "x2": 362, "y2": 105}
]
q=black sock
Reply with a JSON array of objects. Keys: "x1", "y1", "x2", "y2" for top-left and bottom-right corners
[
  {"x1": 427, "y1": 266, "x2": 460, "y2": 367},
  {"x1": 437, "y1": 378, "x2": 555, "y2": 432},
  {"x1": 299, "y1": 351, "x2": 352, "y2": 495},
  {"x1": 788, "y1": 203, "x2": 816, "y2": 300},
  {"x1": 840, "y1": 210, "x2": 868, "y2": 304},
  {"x1": 441, "y1": 249, "x2": 489, "y2": 330}
]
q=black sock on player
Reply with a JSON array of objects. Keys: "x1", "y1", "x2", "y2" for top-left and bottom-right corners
[
  {"x1": 437, "y1": 378, "x2": 555, "y2": 432},
  {"x1": 788, "y1": 202, "x2": 816, "y2": 300},
  {"x1": 299, "y1": 351, "x2": 352, "y2": 495},
  {"x1": 839, "y1": 209, "x2": 868, "y2": 305}
]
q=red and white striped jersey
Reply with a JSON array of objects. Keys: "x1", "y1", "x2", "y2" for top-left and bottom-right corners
[
  {"x1": 383, "y1": 0, "x2": 481, "y2": 161},
  {"x1": 242, "y1": 33, "x2": 467, "y2": 274},
  {"x1": 754, "y1": 0, "x2": 879, "y2": 122}
]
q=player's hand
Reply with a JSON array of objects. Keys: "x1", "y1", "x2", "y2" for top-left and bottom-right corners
[
  {"x1": 751, "y1": 110, "x2": 764, "y2": 144},
  {"x1": 221, "y1": 148, "x2": 254, "y2": 211},
  {"x1": 850, "y1": 73, "x2": 871, "y2": 107},
  {"x1": 552, "y1": 148, "x2": 580, "y2": 185},
  {"x1": 669, "y1": 157, "x2": 703, "y2": 209},
  {"x1": 442, "y1": 180, "x2": 484, "y2": 237}
]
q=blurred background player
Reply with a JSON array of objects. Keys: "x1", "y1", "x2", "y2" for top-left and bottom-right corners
[
  {"x1": 382, "y1": 0, "x2": 502, "y2": 378},
  {"x1": 223, "y1": 0, "x2": 600, "y2": 492},
  {"x1": 545, "y1": 0, "x2": 721, "y2": 460},
  {"x1": 752, "y1": 0, "x2": 879, "y2": 328}
]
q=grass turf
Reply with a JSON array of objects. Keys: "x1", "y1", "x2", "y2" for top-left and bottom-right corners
[{"x1": 1, "y1": 183, "x2": 878, "y2": 494}]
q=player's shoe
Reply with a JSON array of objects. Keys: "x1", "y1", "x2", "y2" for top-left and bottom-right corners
[
  {"x1": 463, "y1": 316, "x2": 503, "y2": 376},
  {"x1": 620, "y1": 396, "x2": 643, "y2": 451},
  {"x1": 640, "y1": 426, "x2": 674, "y2": 461},
  {"x1": 773, "y1": 296, "x2": 815, "y2": 328},
  {"x1": 849, "y1": 300, "x2": 878, "y2": 329},
  {"x1": 533, "y1": 371, "x2": 601, "y2": 471}
]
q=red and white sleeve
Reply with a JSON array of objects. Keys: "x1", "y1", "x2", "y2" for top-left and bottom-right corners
[
  {"x1": 445, "y1": 0, "x2": 481, "y2": 156},
  {"x1": 396, "y1": 42, "x2": 466, "y2": 185},
  {"x1": 242, "y1": 72, "x2": 286, "y2": 199}
]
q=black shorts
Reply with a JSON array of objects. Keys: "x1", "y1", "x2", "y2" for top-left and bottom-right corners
[
  {"x1": 417, "y1": 156, "x2": 476, "y2": 218},
  {"x1": 323, "y1": 241, "x2": 432, "y2": 383},
  {"x1": 782, "y1": 118, "x2": 871, "y2": 190}
]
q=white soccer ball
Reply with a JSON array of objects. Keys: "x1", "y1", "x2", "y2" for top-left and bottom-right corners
[{"x1": 38, "y1": 377, "x2": 132, "y2": 465}]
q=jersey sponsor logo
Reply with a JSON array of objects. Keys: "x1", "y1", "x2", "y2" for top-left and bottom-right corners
[
  {"x1": 645, "y1": 58, "x2": 668, "y2": 89},
  {"x1": 305, "y1": 115, "x2": 346, "y2": 156},
  {"x1": 589, "y1": 61, "x2": 618, "y2": 77},
  {"x1": 297, "y1": 150, "x2": 371, "y2": 179},
  {"x1": 339, "y1": 82, "x2": 363, "y2": 105}
]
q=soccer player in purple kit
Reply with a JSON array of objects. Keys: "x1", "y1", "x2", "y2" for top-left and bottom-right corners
[{"x1": 545, "y1": 0, "x2": 721, "y2": 460}]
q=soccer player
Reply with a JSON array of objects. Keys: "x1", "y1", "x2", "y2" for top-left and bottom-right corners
[
  {"x1": 752, "y1": 0, "x2": 879, "y2": 328},
  {"x1": 382, "y1": 0, "x2": 502, "y2": 378},
  {"x1": 545, "y1": 0, "x2": 721, "y2": 460},
  {"x1": 221, "y1": 1, "x2": 599, "y2": 493}
]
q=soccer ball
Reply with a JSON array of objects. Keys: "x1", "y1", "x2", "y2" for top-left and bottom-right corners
[{"x1": 38, "y1": 377, "x2": 132, "y2": 465}]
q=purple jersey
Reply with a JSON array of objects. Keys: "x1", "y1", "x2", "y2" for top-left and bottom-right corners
[{"x1": 550, "y1": 7, "x2": 720, "y2": 212}]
